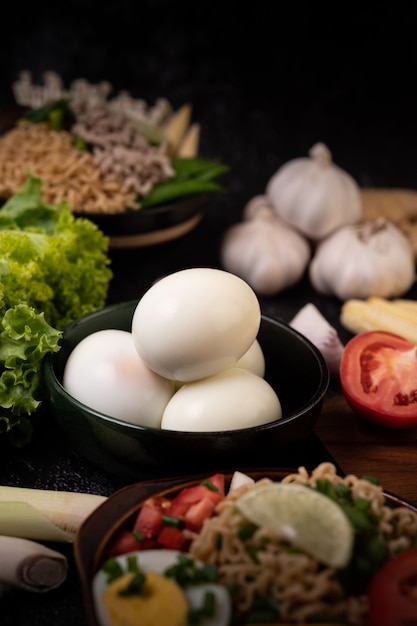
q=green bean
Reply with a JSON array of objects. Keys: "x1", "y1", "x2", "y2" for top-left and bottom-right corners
[
  {"x1": 171, "y1": 156, "x2": 228, "y2": 177},
  {"x1": 140, "y1": 178, "x2": 225, "y2": 208}
]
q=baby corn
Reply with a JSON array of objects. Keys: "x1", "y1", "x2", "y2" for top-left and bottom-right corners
[{"x1": 341, "y1": 297, "x2": 417, "y2": 344}]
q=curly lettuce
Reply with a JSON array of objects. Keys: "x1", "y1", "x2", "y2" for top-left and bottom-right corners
[{"x1": 0, "y1": 174, "x2": 112, "y2": 446}]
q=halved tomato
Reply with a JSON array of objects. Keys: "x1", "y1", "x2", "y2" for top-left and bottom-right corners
[
  {"x1": 340, "y1": 331, "x2": 417, "y2": 429},
  {"x1": 368, "y1": 547, "x2": 417, "y2": 626}
]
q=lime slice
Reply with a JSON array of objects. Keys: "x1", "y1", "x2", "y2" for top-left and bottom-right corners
[{"x1": 235, "y1": 482, "x2": 354, "y2": 568}]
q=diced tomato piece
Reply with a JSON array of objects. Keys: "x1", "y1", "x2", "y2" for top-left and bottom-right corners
[
  {"x1": 133, "y1": 495, "x2": 171, "y2": 539},
  {"x1": 206, "y1": 473, "x2": 225, "y2": 496},
  {"x1": 167, "y1": 474, "x2": 225, "y2": 518},
  {"x1": 106, "y1": 529, "x2": 144, "y2": 558},
  {"x1": 184, "y1": 496, "x2": 217, "y2": 531},
  {"x1": 157, "y1": 526, "x2": 189, "y2": 551}
]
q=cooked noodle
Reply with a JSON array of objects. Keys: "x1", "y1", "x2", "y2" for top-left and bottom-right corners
[{"x1": 189, "y1": 462, "x2": 417, "y2": 625}]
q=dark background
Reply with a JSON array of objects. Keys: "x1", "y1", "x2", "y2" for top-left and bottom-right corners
[{"x1": 1, "y1": 3, "x2": 417, "y2": 624}]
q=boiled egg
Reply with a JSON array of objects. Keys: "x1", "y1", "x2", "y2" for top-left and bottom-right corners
[
  {"x1": 132, "y1": 268, "x2": 261, "y2": 382},
  {"x1": 161, "y1": 367, "x2": 282, "y2": 432},
  {"x1": 235, "y1": 338, "x2": 265, "y2": 377},
  {"x1": 63, "y1": 329, "x2": 174, "y2": 427},
  {"x1": 93, "y1": 549, "x2": 231, "y2": 626}
]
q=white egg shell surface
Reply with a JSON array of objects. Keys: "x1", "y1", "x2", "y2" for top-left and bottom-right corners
[
  {"x1": 132, "y1": 268, "x2": 261, "y2": 382},
  {"x1": 63, "y1": 329, "x2": 174, "y2": 427},
  {"x1": 161, "y1": 367, "x2": 282, "y2": 432},
  {"x1": 93, "y1": 549, "x2": 231, "y2": 626},
  {"x1": 235, "y1": 338, "x2": 265, "y2": 377}
]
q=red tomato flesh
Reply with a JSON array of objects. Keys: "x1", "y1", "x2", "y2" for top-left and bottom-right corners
[
  {"x1": 106, "y1": 529, "x2": 147, "y2": 558},
  {"x1": 340, "y1": 331, "x2": 417, "y2": 429},
  {"x1": 105, "y1": 474, "x2": 226, "y2": 559},
  {"x1": 368, "y1": 547, "x2": 417, "y2": 626},
  {"x1": 133, "y1": 495, "x2": 171, "y2": 538},
  {"x1": 156, "y1": 526, "x2": 189, "y2": 551}
]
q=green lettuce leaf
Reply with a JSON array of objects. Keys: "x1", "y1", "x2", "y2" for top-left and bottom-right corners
[{"x1": 0, "y1": 174, "x2": 112, "y2": 445}]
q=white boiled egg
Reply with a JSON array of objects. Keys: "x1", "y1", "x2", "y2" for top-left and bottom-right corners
[
  {"x1": 161, "y1": 367, "x2": 282, "y2": 432},
  {"x1": 132, "y1": 268, "x2": 261, "y2": 382},
  {"x1": 63, "y1": 329, "x2": 174, "y2": 427},
  {"x1": 235, "y1": 338, "x2": 265, "y2": 377},
  {"x1": 93, "y1": 549, "x2": 231, "y2": 626}
]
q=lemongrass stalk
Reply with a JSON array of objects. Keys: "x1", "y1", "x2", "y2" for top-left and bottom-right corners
[
  {"x1": 0, "y1": 535, "x2": 68, "y2": 592},
  {"x1": 0, "y1": 486, "x2": 107, "y2": 542}
]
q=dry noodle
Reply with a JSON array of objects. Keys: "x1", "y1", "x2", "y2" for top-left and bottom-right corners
[
  {"x1": 189, "y1": 462, "x2": 417, "y2": 625},
  {"x1": 0, "y1": 124, "x2": 139, "y2": 213}
]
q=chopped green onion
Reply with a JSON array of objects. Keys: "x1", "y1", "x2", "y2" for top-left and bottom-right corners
[
  {"x1": 133, "y1": 530, "x2": 145, "y2": 542},
  {"x1": 118, "y1": 571, "x2": 146, "y2": 596},
  {"x1": 126, "y1": 555, "x2": 140, "y2": 573},
  {"x1": 339, "y1": 502, "x2": 376, "y2": 532},
  {"x1": 161, "y1": 514, "x2": 186, "y2": 529},
  {"x1": 102, "y1": 558, "x2": 124, "y2": 583},
  {"x1": 334, "y1": 483, "x2": 352, "y2": 498},
  {"x1": 238, "y1": 522, "x2": 258, "y2": 541},
  {"x1": 201, "y1": 479, "x2": 219, "y2": 492},
  {"x1": 354, "y1": 497, "x2": 371, "y2": 513},
  {"x1": 165, "y1": 554, "x2": 218, "y2": 585},
  {"x1": 188, "y1": 590, "x2": 216, "y2": 623},
  {"x1": 246, "y1": 545, "x2": 262, "y2": 562}
]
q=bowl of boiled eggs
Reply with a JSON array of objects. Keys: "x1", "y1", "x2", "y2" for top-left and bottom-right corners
[{"x1": 43, "y1": 268, "x2": 329, "y2": 480}]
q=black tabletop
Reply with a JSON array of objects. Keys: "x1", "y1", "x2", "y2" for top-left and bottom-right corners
[{"x1": 1, "y1": 2, "x2": 417, "y2": 624}]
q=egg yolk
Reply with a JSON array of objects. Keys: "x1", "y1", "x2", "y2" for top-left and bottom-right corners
[{"x1": 102, "y1": 571, "x2": 188, "y2": 626}]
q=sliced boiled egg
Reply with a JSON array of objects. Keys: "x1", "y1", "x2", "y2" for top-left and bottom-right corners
[
  {"x1": 131, "y1": 267, "x2": 261, "y2": 382},
  {"x1": 161, "y1": 367, "x2": 282, "y2": 432},
  {"x1": 93, "y1": 549, "x2": 231, "y2": 626},
  {"x1": 63, "y1": 329, "x2": 174, "y2": 427}
]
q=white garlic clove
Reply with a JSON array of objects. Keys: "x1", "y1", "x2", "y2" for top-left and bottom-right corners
[
  {"x1": 266, "y1": 142, "x2": 362, "y2": 240},
  {"x1": 289, "y1": 303, "x2": 344, "y2": 375}
]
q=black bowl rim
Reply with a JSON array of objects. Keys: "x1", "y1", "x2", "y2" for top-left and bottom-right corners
[
  {"x1": 44, "y1": 300, "x2": 330, "y2": 436},
  {"x1": 72, "y1": 193, "x2": 209, "y2": 236}
]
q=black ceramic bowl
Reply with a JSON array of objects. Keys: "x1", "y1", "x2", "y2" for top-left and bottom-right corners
[
  {"x1": 0, "y1": 107, "x2": 207, "y2": 249},
  {"x1": 43, "y1": 300, "x2": 329, "y2": 480},
  {"x1": 73, "y1": 194, "x2": 208, "y2": 248}
]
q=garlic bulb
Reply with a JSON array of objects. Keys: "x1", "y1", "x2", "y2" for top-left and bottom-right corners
[
  {"x1": 309, "y1": 218, "x2": 416, "y2": 300},
  {"x1": 221, "y1": 210, "x2": 310, "y2": 295},
  {"x1": 289, "y1": 303, "x2": 344, "y2": 375},
  {"x1": 266, "y1": 143, "x2": 362, "y2": 240},
  {"x1": 242, "y1": 194, "x2": 274, "y2": 221}
]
